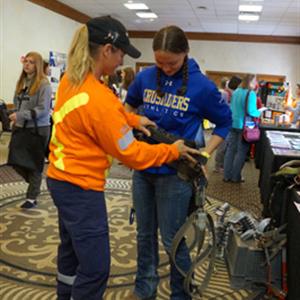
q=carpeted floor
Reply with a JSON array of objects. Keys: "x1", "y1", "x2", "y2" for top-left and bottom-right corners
[{"x1": 0, "y1": 178, "x2": 255, "y2": 300}]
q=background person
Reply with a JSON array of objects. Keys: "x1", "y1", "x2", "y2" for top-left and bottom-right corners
[
  {"x1": 125, "y1": 25, "x2": 232, "y2": 300},
  {"x1": 46, "y1": 16, "x2": 199, "y2": 300},
  {"x1": 214, "y1": 76, "x2": 230, "y2": 172},
  {"x1": 223, "y1": 74, "x2": 261, "y2": 183},
  {"x1": 0, "y1": 99, "x2": 11, "y2": 132},
  {"x1": 285, "y1": 83, "x2": 300, "y2": 125},
  {"x1": 118, "y1": 66, "x2": 135, "y2": 102},
  {"x1": 9, "y1": 51, "x2": 52, "y2": 209}
]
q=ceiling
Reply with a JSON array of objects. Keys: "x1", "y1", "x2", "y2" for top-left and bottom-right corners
[{"x1": 58, "y1": 0, "x2": 300, "y2": 36}]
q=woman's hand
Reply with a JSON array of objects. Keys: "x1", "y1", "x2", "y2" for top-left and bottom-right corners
[
  {"x1": 173, "y1": 140, "x2": 201, "y2": 163},
  {"x1": 136, "y1": 116, "x2": 157, "y2": 136},
  {"x1": 9, "y1": 112, "x2": 17, "y2": 125},
  {"x1": 173, "y1": 140, "x2": 209, "y2": 178}
]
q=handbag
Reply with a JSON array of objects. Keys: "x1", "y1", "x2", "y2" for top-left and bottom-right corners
[
  {"x1": 242, "y1": 90, "x2": 261, "y2": 143},
  {"x1": 7, "y1": 110, "x2": 46, "y2": 172}
]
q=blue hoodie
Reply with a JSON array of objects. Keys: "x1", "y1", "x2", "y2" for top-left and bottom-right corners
[{"x1": 125, "y1": 58, "x2": 232, "y2": 174}]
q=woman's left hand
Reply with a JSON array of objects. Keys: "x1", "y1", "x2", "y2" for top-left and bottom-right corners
[
  {"x1": 136, "y1": 116, "x2": 157, "y2": 136},
  {"x1": 9, "y1": 112, "x2": 17, "y2": 125}
]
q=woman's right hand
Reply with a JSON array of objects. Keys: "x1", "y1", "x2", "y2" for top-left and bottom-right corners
[
  {"x1": 173, "y1": 140, "x2": 201, "y2": 164},
  {"x1": 9, "y1": 112, "x2": 17, "y2": 125}
]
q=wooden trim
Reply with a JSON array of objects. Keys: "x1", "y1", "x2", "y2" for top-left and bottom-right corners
[
  {"x1": 135, "y1": 62, "x2": 154, "y2": 73},
  {"x1": 27, "y1": 1, "x2": 299, "y2": 45},
  {"x1": 128, "y1": 31, "x2": 300, "y2": 45},
  {"x1": 6, "y1": 104, "x2": 15, "y2": 110},
  {"x1": 27, "y1": 0, "x2": 90, "y2": 23},
  {"x1": 206, "y1": 70, "x2": 286, "y2": 87}
]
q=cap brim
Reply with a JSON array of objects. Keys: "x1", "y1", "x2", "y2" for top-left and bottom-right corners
[{"x1": 122, "y1": 44, "x2": 141, "y2": 59}]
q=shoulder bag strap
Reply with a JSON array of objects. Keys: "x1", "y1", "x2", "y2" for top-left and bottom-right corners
[
  {"x1": 243, "y1": 90, "x2": 251, "y2": 127},
  {"x1": 30, "y1": 109, "x2": 39, "y2": 135}
]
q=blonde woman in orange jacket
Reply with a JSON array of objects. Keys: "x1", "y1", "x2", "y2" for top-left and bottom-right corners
[{"x1": 46, "y1": 16, "x2": 199, "y2": 300}]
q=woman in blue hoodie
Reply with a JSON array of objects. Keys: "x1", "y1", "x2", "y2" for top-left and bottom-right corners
[{"x1": 125, "y1": 25, "x2": 232, "y2": 300}]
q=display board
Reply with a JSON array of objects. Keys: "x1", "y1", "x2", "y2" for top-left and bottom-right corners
[{"x1": 48, "y1": 51, "x2": 67, "y2": 103}]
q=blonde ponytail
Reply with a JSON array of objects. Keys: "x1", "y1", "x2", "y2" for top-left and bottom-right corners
[{"x1": 67, "y1": 25, "x2": 95, "y2": 86}]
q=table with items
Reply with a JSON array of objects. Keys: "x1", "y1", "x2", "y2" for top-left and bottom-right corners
[
  {"x1": 255, "y1": 124, "x2": 299, "y2": 169},
  {"x1": 257, "y1": 130, "x2": 300, "y2": 217},
  {"x1": 256, "y1": 130, "x2": 299, "y2": 299}
]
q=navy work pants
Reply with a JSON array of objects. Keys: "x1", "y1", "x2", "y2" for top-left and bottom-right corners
[{"x1": 47, "y1": 178, "x2": 110, "y2": 300}]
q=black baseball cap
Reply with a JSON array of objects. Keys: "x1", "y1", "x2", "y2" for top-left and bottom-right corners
[{"x1": 87, "y1": 16, "x2": 141, "y2": 59}]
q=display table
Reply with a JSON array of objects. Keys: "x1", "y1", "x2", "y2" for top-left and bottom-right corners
[
  {"x1": 258, "y1": 130, "x2": 300, "y2": 217},
  {"x1": 255, "y1": 125, "x2": 299, "y2": 169},
  {"x1": 256, "y1": 131, "x2": 299, "y2": 299}
]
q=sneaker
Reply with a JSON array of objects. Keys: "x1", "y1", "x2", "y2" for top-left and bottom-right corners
[
  {"x1": 20, "y1": 199, "x2": 37, "y2": 209},
  {"x1": 231, "y1": 177, "x2": 245, "y2": 183}
]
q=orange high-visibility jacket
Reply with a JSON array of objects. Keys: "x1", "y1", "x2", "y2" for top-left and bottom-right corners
[{"x1": 47, "y1": 73, "x2": 179, "y2": 191}]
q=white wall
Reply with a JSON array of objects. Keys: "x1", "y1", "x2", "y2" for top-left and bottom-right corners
[
  {"x1": 0, "y1": 0, "x2": 80, "y2": 103},
  {"x1": 124, "y1": 38, "x2": 300, "y2": 93}
]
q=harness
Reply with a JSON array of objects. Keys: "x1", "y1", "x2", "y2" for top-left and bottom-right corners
[{"x1": 135, "y1": 126, "x2": 216, "y2": 298}]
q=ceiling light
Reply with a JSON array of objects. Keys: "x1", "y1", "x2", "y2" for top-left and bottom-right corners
[
  {"x1": 136, "y1": 12, "x2": 158, "y2": 18},
  {"x1": 238, "y1": 13, "x2": 260, "y2": 21},
  {"x1": 124, "y1": 3, "x2": 149, "y2": 10},
  {"x1": 239, "y1": 5, "x2": 263, "y2": 12}
]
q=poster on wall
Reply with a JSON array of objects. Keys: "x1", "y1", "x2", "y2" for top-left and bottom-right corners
[{"x1": 48, "y1": 51, "x2": 67, "y2": 102}]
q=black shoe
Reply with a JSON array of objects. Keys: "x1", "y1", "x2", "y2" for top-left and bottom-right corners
[{"x1": 20, "y1": 200, "x2": 37, "y2": 209}]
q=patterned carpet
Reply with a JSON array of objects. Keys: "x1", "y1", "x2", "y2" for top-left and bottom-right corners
[{"x1": 0, "y1": 177, "x2": 257, "y2": 300}]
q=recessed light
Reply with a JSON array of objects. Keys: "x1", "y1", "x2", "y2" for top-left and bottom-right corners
[
  {"x1": 238, "y1": 13, "x2": 260, "y2": 21},
  {"x1": 136, "y1": 12, "x2": 158, "y2": 18},
  {"x1": 124, "y1": 3, "x2": 149, "y2": 10},
  {"x1": 239, "y1": 5, "x2": 263, "y2": 12}
]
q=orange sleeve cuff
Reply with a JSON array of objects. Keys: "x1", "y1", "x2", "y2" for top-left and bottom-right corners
[
  {"x1": 124, "y1": 111, "x2": 141, "y2": 128},
  {"x1": 169, "y1": 143, "x2": 180, "y2": 161}
]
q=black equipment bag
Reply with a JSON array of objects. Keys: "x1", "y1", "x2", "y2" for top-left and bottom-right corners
[
  {"x1": 268, "y1": 160, "x2": 300, "y2": 227},
  {"x1": 7, "y1": 110, "x2": 45, "y2": 172},
  {"x1": 134, "y1": 125, "x2": 207, "y2": 182}
]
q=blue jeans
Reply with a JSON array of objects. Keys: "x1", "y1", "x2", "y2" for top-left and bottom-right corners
[
  {"x1": 223, "y1": 128, "x2": 250, "y2": 182},
  {"x1": 47, "y1": 178, "x2": 110, "y2": 300},
  {"x1": 214, "y1": 139, "x2": 228, "y2": 170},
  {"x1": 132, "y1": 171, "x2": 193, "y2": 300}
]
